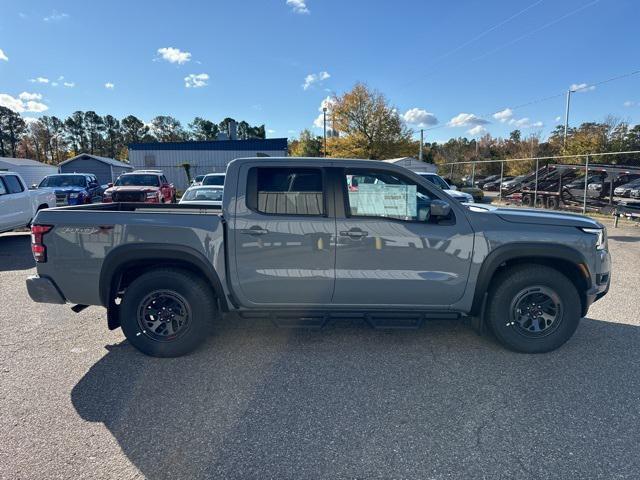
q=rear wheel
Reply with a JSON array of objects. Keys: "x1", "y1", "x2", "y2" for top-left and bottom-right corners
[
  {"x1": 547, "y1": 196, "x2": 559, "y2": 210},
  {"x1": 535, "y1": 196, "x2": 546, "y2": 208},
  {"x1": 485, "y1": 265, "x2": 581, "y2": 353},
  {"x1": 119, "y1": 268, "x2": 217, "y2": 357},
  {"x1": 521, "y1": 194, "x2": 533, "y2": 207}
]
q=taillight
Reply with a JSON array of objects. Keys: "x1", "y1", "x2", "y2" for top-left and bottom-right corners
[{"x1": 31, "y1": 225, "x2": 53, "y2": 262}]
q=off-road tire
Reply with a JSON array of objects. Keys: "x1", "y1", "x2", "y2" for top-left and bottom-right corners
[
  {"x1": 120, "y1": 268, "x2": 216, "y2": 357},
  {"x1": 486, "y1": 265, "x2": 581, "y2": 353}
]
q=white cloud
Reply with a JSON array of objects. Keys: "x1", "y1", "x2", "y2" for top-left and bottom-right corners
[
  {"x1": 555, "y1": 116, "x2": 562, "y2": 122},
  {"x1": 468, "y1": 125, "x2": 486, "y2": 136},
  {"x1": 104, "y1": 82, "x2": 115, "y2": 89},
  {"x1": 51, "y1": 82, "x2": 59, "y2": 87},
  {"x1": 303, "y1": 71, "x2": 330, "y2": 90},
  {"x1": 447, "y1": 112, "x2": 490, "y2": 128},
  {"x1": 0, "y1": 49, "x2": 8, "y2": 61},
  {"x1": 0, "y1": 93, "x2": 48, "y2": 113},
  {"x1": 43, "y1": 11, "x2": 69, "y2": 22},
  {"x1": 623, "y1": 101, "x2": 635, "y2": 107},
  {"x1": 570, "y1": 83, "x2": 595, "y2": 93},
  {"x1": 30, "y1": 77, "x2": 49, "y2": 84},
  {"x1": 18, "y1": 92, "x2": 42, "y2": 101},
  {"x1": 184, "y1": 73, "x2": 209, "y2": 88},
  {"x1": 401, "y1": 108, "x2": 438, "y2": 127},
  {"x1": 267, "y1": 129, "x2": 276, "y2": 134},
  {"x1": 157, "y1": 47, "x2": 192, "y2": 64},
  {"x1": 287, "y1": 0, "x2": 310, "y2": 14},
  {"x1": 508, "y1": 117, "x2": 544, "y2": 129},
  {"x1": 313, "y1": 96, "x2": 336, "y2": 128},
  {"x1": 63, "y1": 82, "x2": 75, "y2": 88},
  {"x1": 492, "y1": 108, "x2": 513, "y2": 123}
]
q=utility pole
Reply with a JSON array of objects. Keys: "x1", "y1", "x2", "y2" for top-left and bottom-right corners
[
  {"x1": 563, "y1": 89, "x2": 572, "y2": 148},
  {"x1": 322, "y1": 107, "x2": 327, "y2": 157},
  {"x1": 419, "y1": 129, "x2": 424, "y2": 161}
]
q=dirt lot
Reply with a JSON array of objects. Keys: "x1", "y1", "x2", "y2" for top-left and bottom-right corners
[{"x1": 1, "y1": 221, "x2": 640, "y2": 479}]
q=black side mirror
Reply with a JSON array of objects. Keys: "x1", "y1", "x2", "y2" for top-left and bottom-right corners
[
  {"x1": 30, "y1": 184, "x2": 38, "y2": 190},
  {"x1": 430, "y1": 199, "x2": 451, "y2": 218}
]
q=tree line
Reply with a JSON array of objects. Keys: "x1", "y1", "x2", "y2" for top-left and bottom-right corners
[{"x1": 0, "y1": 106, "x2": 265, "y2": 164}]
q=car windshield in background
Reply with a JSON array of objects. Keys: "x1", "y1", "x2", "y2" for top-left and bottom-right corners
[
  {"x1": 115, "y1": 175, "x2": 160, "y2": 187},
  {"x1": 203, "y1": 175, "x2": 225, "y2": 186},
  {"x1": 420, "y1": 175, "x2": 449, "y2": 190},
  {"x1": 39, "y1": 175, "x2": 86, "y2": 188},
  {"x1": 182, "y1": 188, "x2": 223, "y2": 201}
]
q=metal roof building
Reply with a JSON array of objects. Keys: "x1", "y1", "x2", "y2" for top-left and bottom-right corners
[
  {"x1": 0, "y1": 157, "x2": 58, "y2": 187},
  {"x1": 128, "y1": 138, "x2": 288, "y2": 191},
  {"x1": 58, "y1": 153, "x2": 134, "y2": 185}
]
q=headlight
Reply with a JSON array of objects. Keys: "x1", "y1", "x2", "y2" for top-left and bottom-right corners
[
  {"x1": 146, "y1": 191, "x2": 159, "y2": 199},
  {"x1": 581, "y1": 227, "x2": 607, "y2": 250},
  {"x1": 69, "y1": 192, "x2": 81, "y2": 199}
]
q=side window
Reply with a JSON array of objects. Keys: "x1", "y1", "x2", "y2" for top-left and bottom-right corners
[
  {"x1": 343, "y1": 169, "x2": 435, "y2": 222},
  {"x1": 0, "y1": 178, "x2": 7, "y2": 195},
  {"x1": 247, "y1": 167, "x2": 324, "y2": 216},
  {"x1": 5, "y1": 175, "x2": 25, "y2": 194},
  {"x1": 161, "y1": 175, "x2": 168, "y2": 184}
]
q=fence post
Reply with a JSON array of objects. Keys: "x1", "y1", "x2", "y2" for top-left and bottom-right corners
[
  {"x1": 533, "y1": 158, "x2": 539, "y2": 208},
  {"x1": 450, "y1": 163, "x2": 454, "y2": 179},
  {"x1": 471, "y1": 162, "x2": 476, "y2": 186},
  {"x1": 498, "y1": 161, "x2": 504, "y2": 202},
  {"x1": 583, "y1": 155, "x2": 589, "y2": 214}
]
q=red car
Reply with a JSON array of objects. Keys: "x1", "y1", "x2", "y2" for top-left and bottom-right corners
[{"x1": 103, "y1": 170, "x2": 176, "y2": 204}]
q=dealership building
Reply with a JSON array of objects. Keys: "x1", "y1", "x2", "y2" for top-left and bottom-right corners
[{"x1": 128, "y1": 138, "x2": 288, "y2": 191}]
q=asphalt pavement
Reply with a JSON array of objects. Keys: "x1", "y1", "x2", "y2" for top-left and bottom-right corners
[{"x1": 1, "y1": 222, "x2": 640, "y2": 480}]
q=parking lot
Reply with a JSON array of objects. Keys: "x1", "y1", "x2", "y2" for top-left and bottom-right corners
[{"x1": 1, "y1": 222, "x2": 639, "y2": 480}]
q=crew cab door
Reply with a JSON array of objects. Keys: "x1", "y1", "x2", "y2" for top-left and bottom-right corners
[
  {"x1": 331, "y1": 167, "x2": 474, "y2": 307},
  {"x1": 228, "y1": 163, "x2": 336, "y2": 306},
  {"x1": 0, "y1": 175, "x2": 31, "y2": 230}
]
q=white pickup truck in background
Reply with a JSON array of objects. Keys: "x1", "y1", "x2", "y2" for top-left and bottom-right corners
[{"x1": 0, "y1": 171, "x2": 56, "y2": 234}]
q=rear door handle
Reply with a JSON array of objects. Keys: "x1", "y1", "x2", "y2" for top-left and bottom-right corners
[
  {"x1": 240, "y1": 226, "x2": 269, "y2": 236},
  {"x1": 340, "y1": 228, "x2": 368, "y2": 239}
]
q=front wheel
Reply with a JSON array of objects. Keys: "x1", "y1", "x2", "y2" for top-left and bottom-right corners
[
  {"x1": 485, "y1": 265, "x2": 581, "y2": 353},
  {"x1": 119, "y1": 268, "x2": 217, "y2": 357}
]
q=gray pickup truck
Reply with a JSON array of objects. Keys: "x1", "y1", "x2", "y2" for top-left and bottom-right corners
[{"x1": 26, "y1": 157, "x2": 611, "y2": 357}]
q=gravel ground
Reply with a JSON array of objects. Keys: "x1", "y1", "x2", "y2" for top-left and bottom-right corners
[{"x1": 1, "y1": 222, "x2": 639, "y2": 480}]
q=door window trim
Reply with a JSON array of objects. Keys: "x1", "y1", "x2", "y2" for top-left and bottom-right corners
[{"x1": 245, "y1": 166, "x2": 329, "y2": 218}]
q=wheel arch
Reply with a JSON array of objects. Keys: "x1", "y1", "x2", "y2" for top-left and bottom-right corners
[
  {"x1": 99, "y1": 244, "x2": 228, "y2": 328},
  {"x1": 470, "y1": 243, "x2": 592, "y2": 317}
]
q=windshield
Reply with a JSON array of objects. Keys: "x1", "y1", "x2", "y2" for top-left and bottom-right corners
[
  {"x1": 202, "y1": 175, "x2": 225, "y2": 186},
  {"x1": 182, "y1": 187, "x2": 223, "y2": 201},
  {"x1": 39, "y1": 175, "x2": 86, "y2": 188},
  {"x1": 419, "y1": 174, "x2": 449, "y2": 190},
  {"x1": 115, "y1": 174, "x2": 160, "y2": 187}
]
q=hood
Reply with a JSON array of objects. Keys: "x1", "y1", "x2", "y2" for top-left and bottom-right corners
[
  {"x1": 106, "y1": 186, "x2": 160, "y2": 194},
  {"x1": 446, "y1": 189, "x2": 472, "y2": 199},
  {"x1": 51, "y1": 186, "x2": 86, "y2": 194},
  {"x1": 469, "y1": 204, "x2": 602, "y2": 228}
]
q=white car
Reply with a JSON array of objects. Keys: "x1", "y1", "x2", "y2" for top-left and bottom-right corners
[
  {"x1": 179, "y1": 185, "x2": 224, "y2": 206},
  {"x1": 201, "y1": 173, "x2": 225, "y2": 186},
  {"x1": 0, "y1": 172, "x2": 56, "y2": 234},
  {"x1": 416, "y1": 172, "x2": 474, "y2": 203}
]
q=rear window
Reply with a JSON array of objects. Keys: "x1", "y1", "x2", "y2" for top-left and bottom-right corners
[
  {"x1": 247, "y1": 167, "x2": 324, "y2": 216},
  {"x1": 115, "y1": 174, "x2": 160, "y2": 187},
  {"x1": 182, "y1": 187, "x2": 223, "y2": 202},
  {"x1": 202, "y1": 175, "x2": 225, "y2": 186}
]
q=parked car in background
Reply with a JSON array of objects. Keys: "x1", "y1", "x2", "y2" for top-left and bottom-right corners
[
  {"x1": 447, "y1": 178, "x2": 484, "y2": 202},
  {"x1": 591, "y1": 173, "x2": 640, "y2": 194},
  {"x1": 103, "y1": 170, "x2": 176, "y2": 203},
  {"x1": 26, "y1": 157, "x2": 611, "y2": 358},
  {"x1": 37, "y1": 173, "x2": 103, "y2": 206},
  {"x1": 614, "y1": 178, "x2": 640, "y2": 197},
  {"x1": 484, "y1": 176, "x2": 513, "y2": 191},
  {"x1": 474, "y1": 174, "x2": 500, "y2": 189},
  {"x1": 416, "y1": 173, "x2": 474, "y2": 202},
  {"x1": 179, "y1": 185, "x2": 224, "y2": 207},
  {"x1": 501, "y1": 175, "x2": 527, "y2": 191},
  {"x1": 202, "y1": 173, "x2": 226, "y2": 186},
  {"x1": 0, "y1": 171, "x2": 55, "y2": 234},
  {"x1": 630, "y1": 185, "x2": 640, "y2": 199},
  {"x1": 191, "y1": 175, "x2": 206, "y2": 186}
]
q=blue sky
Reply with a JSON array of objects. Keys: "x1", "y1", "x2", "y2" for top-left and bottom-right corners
[{"x1": 1, "y1": 0, "x2": 639, "y2": 142}]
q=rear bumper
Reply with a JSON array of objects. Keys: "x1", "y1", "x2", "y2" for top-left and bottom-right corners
[{"x1": 26, "y1": 275, "x2": 66, "y2": 304}]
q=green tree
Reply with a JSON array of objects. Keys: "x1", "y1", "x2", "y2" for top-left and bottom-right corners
[
  {"x1": 188, "y1": 117, "x2": 219, "y2": 140},
  {"x1": 65, "y1": 111, "x2": 88, "y2": 154},
  {"x1": 84, "y1": 111, "x2": 105, "y2": 154},
  {"x1": 0, "y1": 107, "x2": 27, "y2": 157},
  {"x1": 151, "y1": 115, "x2": 186, "y2": 142},
  {"x1": 289, "y1": 129, "x2": 323, "y2": 157},
  {"x1": 103, "y1": 115, "x2": 122, "y2": 158},
  {"x1": 121, "y1": 115, "x2": 150, "y2": 145}
]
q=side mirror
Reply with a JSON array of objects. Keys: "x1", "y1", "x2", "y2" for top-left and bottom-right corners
[
  {"x1": 449, "y1": 185, "x2": 458, "y2": 191},
  {"x1": 30, "y1": 184, "x2": 38, "y2": 190},
  {"x1": 107, "y1": 183, "x2": 114, "y2": 188},
  {"x1": 430, "y1": 199, "x2": 451, "y2": 218}
]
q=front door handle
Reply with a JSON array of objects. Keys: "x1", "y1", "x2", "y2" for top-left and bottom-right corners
[
  {"x1": 340, "y1": 228, "x2": 369, "y2": 239},
  {"x1": 240, "y1": 226, "x2": 269, "y2": 236}
]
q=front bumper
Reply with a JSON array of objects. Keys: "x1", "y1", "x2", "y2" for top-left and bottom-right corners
[
  {"x1": 583, "y1": 249, "x2": 611, "y2": 314},
  {"x1": 26, "y1": 275, "x2": 66, "y2": 304}
]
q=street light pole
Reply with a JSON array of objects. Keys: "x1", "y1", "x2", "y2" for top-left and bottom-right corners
[
  {"x1": 419, "y1": 129, "x2": 424, "y2": 162},
  {"x1": 563, "y1": 89, "x2": 572, "y2": 148},
  {"x1": 323, "y1": 107, "x2": 327, "y2": 157}
]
